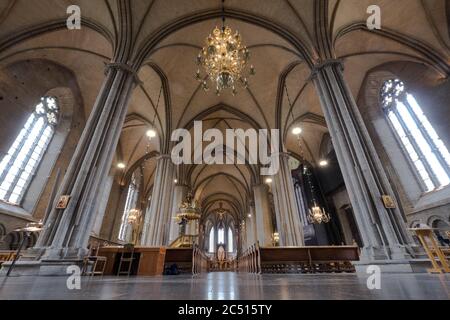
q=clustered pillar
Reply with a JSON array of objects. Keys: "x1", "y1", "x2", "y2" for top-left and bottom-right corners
[
  {"x1": 253, "y1": 184, "x2": 274, "y2": 247},
  {"x1": 272, "y1": 153, "x2": 304, "y2": 246},
  {"x1": 141, "y1": 155, "x2": 175, "y2": 246},
  {"x1": 312, "y1": 60, "x2": 414, "y2": 262},
  {"x1": 34, "y1": 64, "x2": 137, "y2": 267}
]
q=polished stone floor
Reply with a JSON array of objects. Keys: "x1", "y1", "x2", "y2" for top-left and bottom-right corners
[{"x1": 0, "y1": 272, "x2": 449, "y2": 300}]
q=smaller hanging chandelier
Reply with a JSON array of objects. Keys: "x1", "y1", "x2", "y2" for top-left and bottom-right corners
[
  {"x1": 305, "y1": 167, "x2": 331, "y2": 225},
  {"x1": 195, "y1": 0, "x2": 254, "y2": 95},
  {"x1": 307, "y1": 202, "x2": 331, "y2": 224}
]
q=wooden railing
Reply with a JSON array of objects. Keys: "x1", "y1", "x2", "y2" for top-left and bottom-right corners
[
  {"x1": 169, "y1": 235, "x2": 199, "y2": 248},
  {"x1": 0, "y1": 251, "x2": 17, "y2": 266},
  {"x1": 238, "y1": 242, "x2": 360, "y2": 274},
  {"x1": 238, "y1": 243, "x2": 260, "y2": 273},
  {"x1": 192, "y1": 244, "x2": 210, "y2": 274}
]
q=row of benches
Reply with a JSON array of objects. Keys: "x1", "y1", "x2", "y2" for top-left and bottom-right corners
[{"x1": 239, "y1": 243, "x2": 360, "y2": 274}]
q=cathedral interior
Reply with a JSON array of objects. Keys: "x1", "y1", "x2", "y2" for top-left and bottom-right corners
[{"x1": 0, "y1": 0, "x2": 449, "y2": 301}]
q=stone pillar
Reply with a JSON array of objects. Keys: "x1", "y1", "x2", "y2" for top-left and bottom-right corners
[
  {"x1": 253, "y1": 184, "x2": 274, "y2": 246},
  {"x1": 168, "y1": 183, "x2": 189, "y2": 243},
  {"x1": 249, "y1": 204, "x2": 258, "y2": 246},
  {"x1": 245, "y1": 215, "x2": 254, "y2": 248},
  {"x1": 272, "y1": 153, "x2": 305, "y2": 246},
  {"x1": 91, "y1": 174, "x2": 114, "y2": 237},
  {"x1": 312, "y1": 60, "x2": 414, "y2": 263},
  {"x1": 34, "y1": 63, "x2": 138, "y2": 262},
  {"x1": 142, "y1": 155, "x2": 175, "y2": 246},
  {"x1": 247, "y1": 203, "x2": 258, "y2": 246}
]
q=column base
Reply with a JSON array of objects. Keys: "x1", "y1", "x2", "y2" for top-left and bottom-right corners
[
  {"x1": 360, "y1": 244, "x2": 419, "y2": 261},
  {"x1": 353, "y1": 259, "x2": 434, "y2": 274},
  {"x1": 0, "y1": 259, "x2": 84, "y2": 277}
]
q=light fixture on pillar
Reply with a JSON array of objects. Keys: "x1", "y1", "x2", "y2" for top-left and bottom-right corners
[
  {"x1": 127, "y1": 209, "x2": 141, "y2": 225},
  {"x1": 247, "y1": 213, "x2": 252, "y2": 218},
  {"x1": 292, "y1": 127, "x2": 302, "y2": 136},
  {"x1": 265, "y1": 177, "x2": 273, "y2": 184},
  {"x1": 117, "y1": 162, "x2": 126, "y2": 169},
  {"x1": 146, "y1": 129, "x2": 157, "y2": 139},
  {"x1": 127, "y1": 209, "x2": 142, "y2": 245},
  {"x1": 272, "y1": 232, "x2": 280, "y2": 246},
  {"x1": 319, "y1": 160, "x2": 328, "y2": 167},
  {"x1": 196, "y1": 0, "x2": 254, "y2": 96}
]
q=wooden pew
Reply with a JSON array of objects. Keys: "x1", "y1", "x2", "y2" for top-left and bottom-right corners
[
  {"x1": 309, "y1": 246, "x2": 359, "y2": 273},
  {"x1": 240, "y1": 243, "x2": 360, "y2": 274},
  {"x1": 259, "y1": 247, "x2": 311, "y2": 274},
  {"x1": 192, "y1": 244, "x2": 210, "y2": 274}
]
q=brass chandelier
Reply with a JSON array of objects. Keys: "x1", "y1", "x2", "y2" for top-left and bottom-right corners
[{"x1": 196, "y1": 0, "x2": 254, "y2": 95}]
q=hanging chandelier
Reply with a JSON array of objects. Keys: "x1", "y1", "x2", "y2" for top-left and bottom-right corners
[
  {"x1": 304, "y1": 166, "x2": 331, "y2": 224},
  {"x1": 195, "y1": 0, "x2": 254, "y2": 95},
  {"x1": 308, "y1": 202, "x2": 331, "y2": 224}
]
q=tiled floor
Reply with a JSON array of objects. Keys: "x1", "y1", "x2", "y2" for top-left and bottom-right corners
[{"x1": 0, "y1": 272, "x2": 449, "y2": 300}]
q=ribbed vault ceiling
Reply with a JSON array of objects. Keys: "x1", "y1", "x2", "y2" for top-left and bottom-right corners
[{"x1": 0, "y1": 0, "x2": 448, "y2": 220}]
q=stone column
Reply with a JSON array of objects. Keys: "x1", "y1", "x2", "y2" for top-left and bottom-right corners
[
  {"x1": 245, "y1": 215, "x2": 254, "y2": 249},
  {"x1": 272, "y1": 153, "x2": 304, "y2": 246},
  {"x1": 312, "y1": 60, "x2": 414, "y2": 263},
  {"x1": 142, "y1": 155, "x2": 175, "y2": 246},
  {"x1": 249, "y1": 204, "x2": 258, "y2": 246},
  {"x1": 35, "y1": 63, "x2": 138, "y2": 262},
  {"x1": 91, "y1": 174, "x2": 114, "y2": 237},
  {"x1": 253, "y1": 184, "x2": 274, "y2": 246},
  {"x1": 168, "y1": 183, "x2": 189, "y2": 243}
]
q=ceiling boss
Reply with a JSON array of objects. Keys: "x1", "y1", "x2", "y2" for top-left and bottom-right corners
[{"x1": 196, "y1": 0, "x2": 255, "y2": 96}]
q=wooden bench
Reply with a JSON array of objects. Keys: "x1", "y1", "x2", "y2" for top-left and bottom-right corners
[
  {"x1": 192, "y1": 245, "x2": 210, "y2": 274},
  {"x1": 239, "y1": 243, "x2": 360, "y2": 274}
]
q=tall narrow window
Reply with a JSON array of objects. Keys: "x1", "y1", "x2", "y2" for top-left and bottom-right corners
[
  {"x1": 218, "y1": 227, "x2": 225, "y2": 244},
  {"x1": 209, "y1": 227, "x2": 215, "y2": 253},
  {"x1": 227, "y1": 227, "x2": 233, "y2": 252},
  {"x1": 0, "y1": 97, "x2": 59, "y2": 205},
  {"x1": 381, "y1": 79, "x2": 450, "y2": 192},
  {"x1": 118, "y1": 173, "x2": 139, "y2": 241}
]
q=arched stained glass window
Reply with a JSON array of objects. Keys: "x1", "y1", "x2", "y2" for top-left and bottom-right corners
[
  {"x1": 227, "y1": 227, "x2": 233, "y2": 252},
  {"x1": 218, "y1": 227, "x2": 225, "y2": 244},
  {"x1": 381, "y1": 79, "x2": 450, "y2": 192},
  {"x1": 209, "y1": 227, "x2": 215, "y2": 253},
  {"x1": 0, "y1": 96, "x2": 59, "y2": 205}
]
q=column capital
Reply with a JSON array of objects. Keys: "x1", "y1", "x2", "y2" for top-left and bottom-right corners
[
  {"x1": 309, "y1": 59, "x2": 344, "y2": 80},
  {"x1": 105, "y1": 61, "x2": 142, "y2": 85}
]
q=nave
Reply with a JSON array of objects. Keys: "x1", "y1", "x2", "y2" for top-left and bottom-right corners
[{"x1": 0, "y1": 0, "x2": 450, "y2": 301}]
